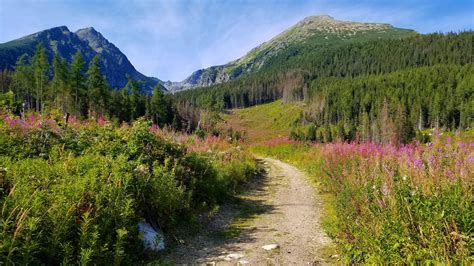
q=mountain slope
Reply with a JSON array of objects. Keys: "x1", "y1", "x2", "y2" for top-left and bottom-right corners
[
  {"x1": 169, "y1": 15, "x2": 416, "y2": 91},
  {"x1": 0, "y1": 26, "x2": 163, "y2": 92}
]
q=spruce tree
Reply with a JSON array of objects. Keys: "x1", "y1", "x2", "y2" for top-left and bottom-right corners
[
  {"x1": 51, "y1": 53, "x2": 70, "y2": 111},
  {"x1": 128, "y1": 78, "x2": 144, "y2": 120},
  {"x1": 150, "y1": 86, "x2": 166, "y2": 125},
  {"x1": 10, "y1": 54, "x2": 33, "y2": 110},
  {"x1": 70, "y1": 50, "x2": 86, "y2": 115},
  {"x1": 32, "y1": 43, "x2": 48, "y2": 112},
  {"x1": 86, "y1": 56, "x2": 108, "y2": 116}
]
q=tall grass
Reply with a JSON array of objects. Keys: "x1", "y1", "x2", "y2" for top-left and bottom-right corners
[
  {"x1": 0, "y1": 113, "x2": 259, "y2": 263},
  {"x1": 252, "y1": 133, "x2": 473, "y2": 264}
]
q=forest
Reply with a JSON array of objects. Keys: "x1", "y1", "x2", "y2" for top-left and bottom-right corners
[
  {"x1": 1, "y1": 32, "x2": 472, "y2": 145},
  {"x1": 290, "y1": 64, "x2": 472, "y2": 144},
  {"x1": 0, "y1": 44, "x2": 182, "y2": 130},
  {"x1": 173, "y1": 32, "x2": 472, "y2": 144}
]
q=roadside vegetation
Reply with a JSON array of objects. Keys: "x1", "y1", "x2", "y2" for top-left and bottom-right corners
[
  {"x1": 251, "y1": 131, "x2": 473, "y2": 264},
  {"x1": 0, "y1": 112, "x2": 259, "y2": 264}
]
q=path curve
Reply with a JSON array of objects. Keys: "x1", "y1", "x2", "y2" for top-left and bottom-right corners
[{"x1": 165, "y1": 157, "x2": 334, "y2": 264}]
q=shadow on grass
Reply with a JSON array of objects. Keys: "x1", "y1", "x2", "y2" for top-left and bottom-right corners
[{"x1": 160, "y1": 158, "x2": 276, "y2": 263}]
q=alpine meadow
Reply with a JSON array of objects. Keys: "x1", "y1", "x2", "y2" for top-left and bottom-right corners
[{"x1": 0, "y1": 1, "x2": 472, "y2": 264}]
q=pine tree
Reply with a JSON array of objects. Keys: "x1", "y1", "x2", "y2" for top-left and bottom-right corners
[
  {"x1": 395, "y1": 103, "x2": 414, "y2": 145},
  {"x1": 149, "y1": 86, "x2": 166, "y2": 126},
  {"x1": 70, "y1": 50, "x2": 86, "y2": 115},
  {"x1": 358, "y1": 112, "x2": 371, "y2": 142},
  {"x1": 51, "y1": 53, "x2": 71, "y2": 112},
  {"x1": 10, "y1": 54, "x2": 33, "y2": 110},
  {"x1": 32, "y1": 43, "x2": 48, "y2": 112},
  {"x1": 128, "y1": 78, "x2": 144, "y2": 120},
  {"x1": 379, "y1": 99, "x2": 395, "y2": 144},
  {"x1": 86, "y1": 56, "x2": 108, "y2": 116}
]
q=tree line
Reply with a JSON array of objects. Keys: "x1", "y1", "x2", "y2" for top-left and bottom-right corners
[
  {"x1": 174, "y1": 31, "x2": 472, "y2": 110},
  {"x1": 0, "y1": 44, "x2": 183, "y2": 129},
  {"x1": 1, "y1": 32, "x2": 472, "y2": 142},
  {"x1": 290, "y1": 64, "x2": 473, "y2": 144},
  {"x1": 173, "y1": 31, "x2": 472, "y2": 144}
]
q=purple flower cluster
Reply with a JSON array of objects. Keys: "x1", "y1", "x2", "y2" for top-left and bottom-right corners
[{"x1": 321, "y1": 134, "x2": 473, "y2": 199}]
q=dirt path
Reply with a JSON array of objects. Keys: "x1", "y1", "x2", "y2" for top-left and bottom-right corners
[{"x1": 164, "y1": 157, "x2": 334, "y2": 265}]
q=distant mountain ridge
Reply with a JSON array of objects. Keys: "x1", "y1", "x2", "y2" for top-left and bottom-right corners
[
  {"x1": 0, "y1": 26, "x2": 163, "y2": 92},
  {"x1": 167, "y1": 15, "x2": 416, "y2": 92},
  {"x1": 0, "y1": 15, "x2": 416, "y2": 93}
]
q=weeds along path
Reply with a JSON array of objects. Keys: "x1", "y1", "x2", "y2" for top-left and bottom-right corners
[{"x1": 164, "y1": 157, "x2": 334, "y2": 264}]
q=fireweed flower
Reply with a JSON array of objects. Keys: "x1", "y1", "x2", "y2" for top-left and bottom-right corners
[
  {"x1": 428, "y1": 156, "x2": 435, "y2": 166},
  {"x1": 445, "y1": 169, "x2": 456, "y2": 182},
  {"x1": 413, "y1": 159, "x2": 423, "y2": 169},
  {"x1": 381, "y1": 183, "x2": 390, "y2": 196}
]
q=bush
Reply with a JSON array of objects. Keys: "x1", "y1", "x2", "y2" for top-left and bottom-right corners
[{"x1": 0, "y1": 116, "x2": 259, "y2": 263}]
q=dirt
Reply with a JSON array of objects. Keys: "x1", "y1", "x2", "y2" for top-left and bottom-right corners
[{"x1": 163, "y1": 157, "x2": 335, "y2": 265}]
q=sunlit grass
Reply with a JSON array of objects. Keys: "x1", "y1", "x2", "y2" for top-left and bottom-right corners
[
  {"x1": 220, "y1": 100, "x2": 303, "y2": 143},
  {"x1": 251, "y1": 134, "x2": 473, "y2": 264}
]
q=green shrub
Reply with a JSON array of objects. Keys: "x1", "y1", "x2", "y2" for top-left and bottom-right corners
[{"x1": 0, "y1": 117, "x2": 259, "y2": 263}]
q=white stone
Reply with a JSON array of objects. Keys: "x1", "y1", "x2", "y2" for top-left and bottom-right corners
[
  {"x1": 138, "y1": 221, "x2": 165, "y2": 251},
  {"x1": 262, "y1": 244, "x2": 279, "y2": 251},
  {"x1": 226, "y1": 253, "x2": 244, "y2": 260}
]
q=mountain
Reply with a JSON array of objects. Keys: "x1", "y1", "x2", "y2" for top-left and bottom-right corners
[
  {"x1": 168, "y1": 15, "x2": 416, "y2": 91},
  {"x1": 0, "y1": 26, "x2": 163, "y2": 92}
]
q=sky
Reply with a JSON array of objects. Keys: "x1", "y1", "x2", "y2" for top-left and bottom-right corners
[{"x1": 0, "y1": 0, "x2": 473, "y2": 81}]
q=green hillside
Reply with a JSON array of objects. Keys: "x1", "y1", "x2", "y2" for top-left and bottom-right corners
[
  {"x1": 170, "y1": 15, "x2": 416, "y2": 90},
  {"x1": 175, "y1": 31, "x2": 473, "y2": 144},
  {"x1": 220, "y1": 100, "x2": 303, "y2": 143}
]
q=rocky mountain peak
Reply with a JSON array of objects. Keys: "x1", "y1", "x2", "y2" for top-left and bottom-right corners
[
  {"x1": 0, "y1": 25, "x2": 162, "y2": 92},
  {"x1": 18, "y1": 26, "x2": 71, "y2": 41},
  {"x1": 168, "y1": 15, "x2": 414, "y2": 92},
  {"x1": 301, "y1": 15, "x2": 334, "y2": 22},
  {"x1": 75, "y1": 27, "x2": 111, "y2": 53},
  {"x1": 75, "y1": 27, "x2": 100, "y2": 38},
  {"x1": 56, "y1": 25, "x2": 71, "y2": 32},
  {"x1": 291, "y1": 15, "x2": 393, "y2": 36}
]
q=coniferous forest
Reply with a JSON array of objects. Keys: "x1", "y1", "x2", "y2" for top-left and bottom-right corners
[
  {"x1": 175, "y1": 32, "x2": 473, "y2": 144},
  {"x1": 1, "y1": 32, "x2": 472, "y2": 144},
  {"x1": 1, "y1": 45, "x2": 179, "y2": 128}
]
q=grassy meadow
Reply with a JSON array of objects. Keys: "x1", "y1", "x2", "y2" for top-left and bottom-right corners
[{"x1": 219, "y1": 100, "x2": 303, "y2": 143}]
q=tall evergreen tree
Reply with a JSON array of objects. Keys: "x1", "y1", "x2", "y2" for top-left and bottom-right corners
[
  {"x1": 51, "y1": 53, "x2": 70, "y2": 112},
  {"x1": 86, "y1": 56, "x2": 108, "y2": 116},
  {"x1": 70, "y1": 50, "x2": 86, "y2": 115},
  {"x1": 32, "y1": 43, "x2": 48, "y2": 112},
  {"x1": 10, "y1": 54, "x2": 33, "y2": 110},
  {"x1": 149, "y1": 86, "x2": 167, "y2": 125},
  {"x1": 128, "y1": 78, "x2": 145, "y2": 120}
]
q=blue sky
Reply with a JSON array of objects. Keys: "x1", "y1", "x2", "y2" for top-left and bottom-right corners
[{"x1": 0, "y1": 0, "x2": 472, "y2": 81}]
